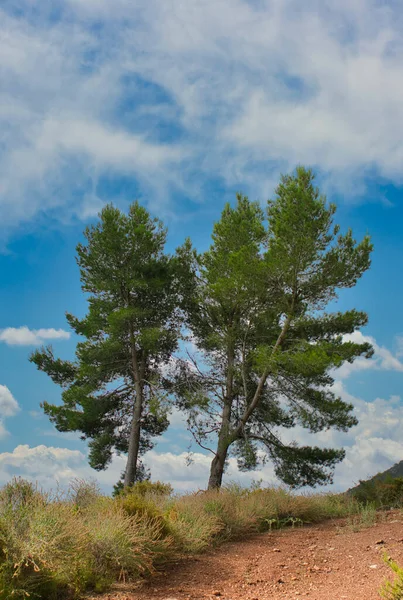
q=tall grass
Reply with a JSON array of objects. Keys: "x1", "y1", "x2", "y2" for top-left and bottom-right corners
[{"x1": 0, "y1": 477, "x2": 360, "y2": 599}]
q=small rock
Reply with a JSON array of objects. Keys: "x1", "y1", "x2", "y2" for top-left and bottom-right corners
[
  {"x1": 375, "y1": 539, "x2": 385, "y2": 545},
  {"x1": 277, "y1": 578, "x2": 285, "y2": 584},
  {"x1": 212, "y1": 592, "x2": 222, "y2": 597},
  {"x1": 369, "y1": 564, "x2": 378, "y2": 569}
]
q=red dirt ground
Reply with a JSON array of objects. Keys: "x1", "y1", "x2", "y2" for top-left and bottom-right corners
[{"x1": 93, "y1": 511, "x2": 403, "y2": 600}]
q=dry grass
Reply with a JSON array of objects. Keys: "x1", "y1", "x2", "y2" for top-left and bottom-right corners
[{"x1": 0, "y1": 477, "x2": 362, "y2": 599}]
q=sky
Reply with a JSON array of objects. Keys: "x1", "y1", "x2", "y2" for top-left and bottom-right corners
[{"x1": 1, "y1": 0, "x2": 403, "y2": 494}]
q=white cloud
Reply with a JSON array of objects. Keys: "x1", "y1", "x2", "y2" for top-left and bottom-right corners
[
  {"x1": 0, "y1": 326, "x2": 70, "y2": 346},
  {"x1": 2, "y1": 1, "x2": 403, "y2": 236},
  {"x1": 275, "y1": 380, "x2": 403, "y2": 491},
  {"x1": 0, "y1": 385, "x2": 20, "y2": 418},
  {"x1": 1, "y1": 377, "x2": 402, "y2": 494},
  {"x1": 0, "y1": 443, "x2": 274, "y2": 493},
  {"x1": 0, "y1": 385, "x2": 20, "y2": 440},
  {"x1": 1, "y1": 327, "x2": 402, "y2": 493},
  {"x1": 335, "y1": 330, "x2": 403, "y2": 378},
  {"x1": 0, "y1": 444, "x2": 85, "y2": 488}
]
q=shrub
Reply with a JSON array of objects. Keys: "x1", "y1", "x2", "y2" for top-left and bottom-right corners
[
  {"x1": 0, "y1": 477, "x2": 38, "y2": 511},
  {"x1": 85, "y1": 504, "x2": 170, "y2": 588},
  {"x1": 167, "y1": 494, "x2": 225, "y2": 553},
  {"x1": 0, "y1": 493, "x2": 90, "y2": 599},
  {"x1": 380, "y1": 554, "x2": 403, "y2": 600},
  {"x1": 116, "y1": 493, "x2": 172, "y2": 537},
  {"x1": 69, "y1": 478, "x2": 101, "y2": 510},
  {"x1": 116, "y1": 480, "x2": 173, "y2": 499}
]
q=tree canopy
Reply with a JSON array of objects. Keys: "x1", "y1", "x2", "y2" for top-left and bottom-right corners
[
  {"x1": 173, "y1": 166, "x2": 373, "y2": 489},
  {"x1": 30, "y1": 167, "x2": 374, "y2": 491},
  {"x1": 30, "y1": 202, "x2": 185, "y2": 486}
]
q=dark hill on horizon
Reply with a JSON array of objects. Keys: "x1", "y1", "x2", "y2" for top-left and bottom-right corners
[{"x1": 346, "y1": 459, "x2": 403, "y2": 495}]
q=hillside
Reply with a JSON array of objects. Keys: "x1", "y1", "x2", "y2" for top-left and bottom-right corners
[{"x1": 347, "y1": 460, "x2": 403, "y2": 495}]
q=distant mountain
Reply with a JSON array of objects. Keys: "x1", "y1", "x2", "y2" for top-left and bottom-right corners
[{"x1": 346, "y1": 460, "x2": 403, "y2": 495}]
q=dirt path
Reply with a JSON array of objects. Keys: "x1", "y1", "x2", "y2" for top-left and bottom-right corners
[{"x1": 95, "y1": 511, "x2": 403, "y2": 600}]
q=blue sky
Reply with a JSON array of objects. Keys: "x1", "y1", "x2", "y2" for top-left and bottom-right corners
[{"x1": 1, "y1": 0, "x2": 403, "y2": 493}]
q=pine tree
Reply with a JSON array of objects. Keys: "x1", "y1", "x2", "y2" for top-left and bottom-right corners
[
  {"x1": 174, "y1": 167, "x2": 373, "y2": 489},
  {"x1": 30, "y1": 202, "x2": 184, "y2": 486}
]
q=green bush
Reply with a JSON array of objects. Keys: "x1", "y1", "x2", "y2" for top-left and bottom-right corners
[
  {"x1": 0, "y1": 477, "x2": 38, "y2": 511},
  {"x1": 380, "y1": 554, "x2": 403, "y2": 599},
  {"x1": 0, "y1": 479, "x2": 173, "y2": 599},
  {"x1": 85, "y1": 503, "x2": 171, "y2": 588},
  {"x1": 116, "y1": 493, "x2": 172, "y2": 537},
  {"x1": 116, "y1": 480, "x2": 173, "y2": 499},
  {"x1": 167, "y1": 495, "x2": 225, "y2": 552},
  {"x1": 344, "y1": 502, "x2": 377, "y2": 532},
  {"x1": 0, "y1": 494, "x2": 91, "y2": 599}
]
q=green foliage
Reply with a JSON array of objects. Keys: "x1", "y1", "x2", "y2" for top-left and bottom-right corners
[
  {"x1": 114, "y1": 481, "x2": 174, "y2": 538},
  {"x1": 118, "y1": 480, "x2": 174, "y2": 499},
  {"x1": 174, "y1": 166, "x2": 373, "y2": 489},
  {"x1": 350, "y1": 475, "x2": 403, "y2": 509},
  {"x1": 0, "y1": 491, "x2": 91, "y2": 599},
  {"x1": 85, "y1": 502, "x2": 171, "y2": 585},
  {"x1": 380, "y1": 554, "x2": 403, "y2": 600},
  {"x1": 30, "y1": 202, "x2": 188, "y2": 485},
  {"x1": 343, "y1": 502, "x2": 378, "y2": 532}
]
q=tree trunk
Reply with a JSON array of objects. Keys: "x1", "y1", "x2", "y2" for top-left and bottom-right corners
[
  {"x1": 208, "y1": 441, "x2": 229, "y2": 489},
  {"x1": 124, "y1": 326, "x2": 144, "y2": 487},
  {"x1": 124, "y1": 381, "x2": 143, "y2": 487},
  {"x1": 208, "y1": 337, "x2": 234, "y2": 490}
]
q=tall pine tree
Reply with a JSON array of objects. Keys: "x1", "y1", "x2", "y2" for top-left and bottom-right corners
[
  {"x1": 31, "y1": 202, "x2": 184, "y2": 486},
  {"x1": 174, "y1": 167, "x2": 373, "y2": 489}
]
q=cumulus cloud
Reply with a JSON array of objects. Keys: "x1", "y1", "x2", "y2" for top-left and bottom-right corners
[
  {"x1": 2, "y1": 1, "x2": 403, "y2": 236},
  {"x1": 1, "y1": 379, "x2": 402, "y2": 493},
  {"x1": 0, "y1": 443, "x2": 274, "y2": 493},
  {"x1": 0, "y1": 326, "x2": 70, "y2": 346},
  {"x1": 275, "y1": 380, "x2": 403, "y2": 490},
  {"x1": 335, "y1": 330, "x2": 403, "y2": 378},
  {"x1": 0, "y1": 385, "x2": 20, "y2": 439},
  {"x1": 0, "y1": 329, "x2": 402, "y2": 492},
  {"x1": 0, "y1": 385, "x2": 20, "y2": 418},
  {"x1": 0, "y1": 445, "x2": 85, "y2": 488}
]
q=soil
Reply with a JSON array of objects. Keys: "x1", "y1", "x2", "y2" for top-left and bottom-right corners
[{"x1": 93, "y1": 511, "x2": 403, "y2": 600}]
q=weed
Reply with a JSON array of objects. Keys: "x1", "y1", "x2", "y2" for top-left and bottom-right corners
[
  {"x1": 379, "y1": 553, "x2": 403, "y2": 599},
  {"x1": 342, "y1": 502, "x2": 377, "y2": 533}
]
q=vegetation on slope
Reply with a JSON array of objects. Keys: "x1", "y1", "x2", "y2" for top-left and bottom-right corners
[{"x1": 348, "y1": 469, "x2": 403, "y2": 509}]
